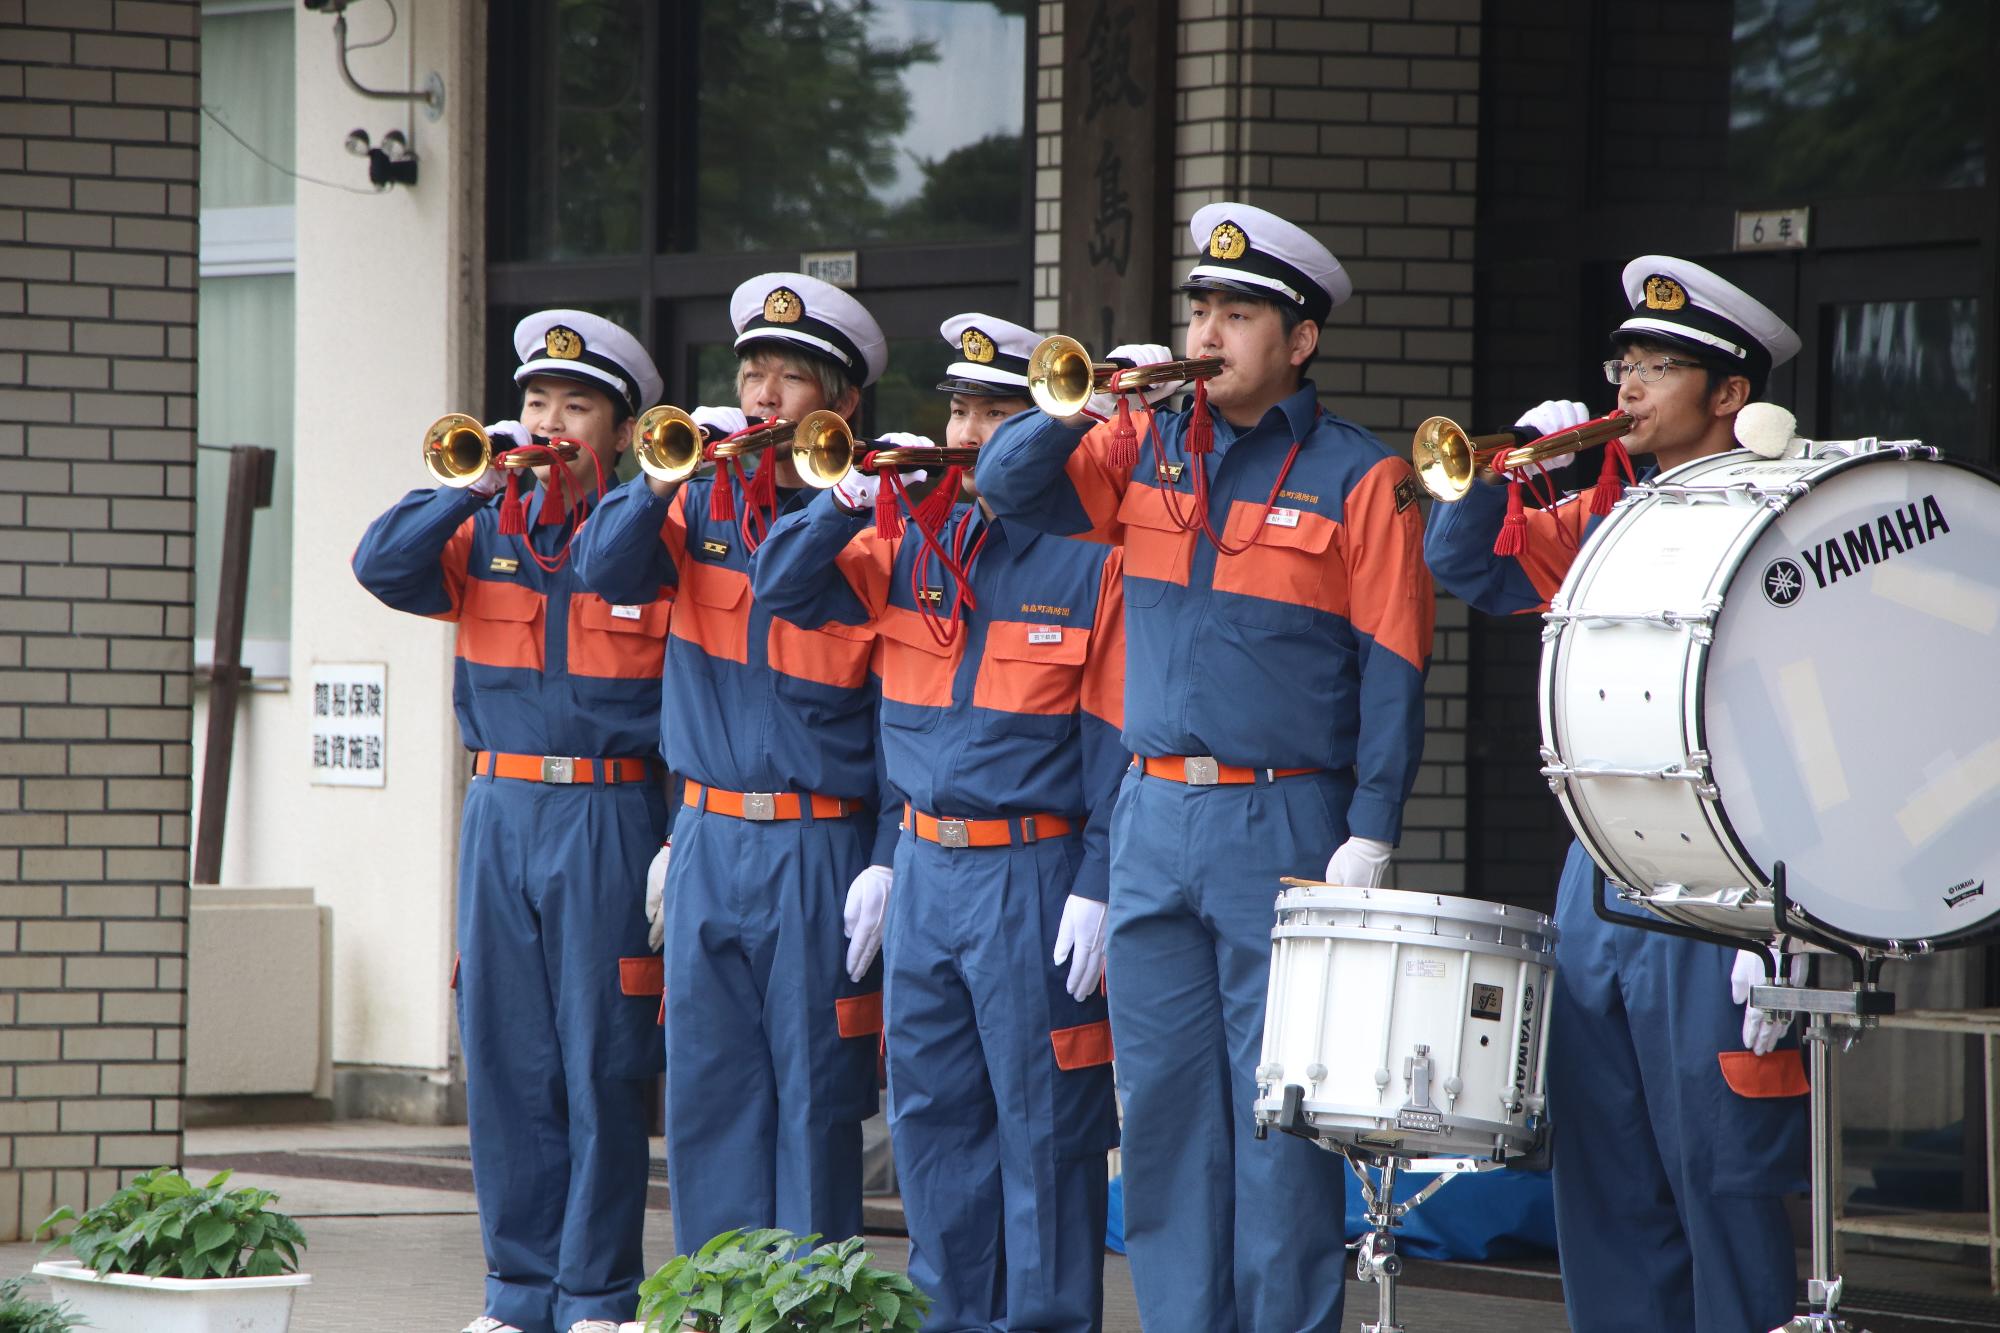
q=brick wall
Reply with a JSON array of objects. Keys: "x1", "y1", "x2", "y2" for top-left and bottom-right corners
[
  {"x1": 1041, "y1": 0, "x2": 1480, "y2": 888},
  {"x1": 0, "y1": 0, "x2": 198, "y2": 1241}
]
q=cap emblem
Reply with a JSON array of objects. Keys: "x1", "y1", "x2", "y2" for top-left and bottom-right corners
[
  {"x1": 1643, "y1": 275, "x2": 1688, "y2": 312},
  {"x1": 544, "y1": 325, "x2": 584, "y2": 359},
  {"x1": 1207, "y1": 221, "x2": 1248, "y2": 261},
  {"x1": 960, "y1": 327, "x2": 997, "y2": 364},
  {"x1": 763, "y1": 287, "x2": 804, "y2": 324}
]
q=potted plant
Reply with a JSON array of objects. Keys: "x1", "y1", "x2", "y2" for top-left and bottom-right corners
[
  {"x1": 633, "y1": 1227, "x2": 929, "y2": 1332},
  {"x1": 0, "y1": 1273, "x2": 86, "y2": 1333},
  {"x1": 32, "y1": 1165, "x2": 309, "y2": 1333}
]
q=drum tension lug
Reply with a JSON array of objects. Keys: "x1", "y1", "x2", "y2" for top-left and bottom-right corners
[{"x1": 1273, "y1": 1083, "x2": 1319, "y2": 1143}]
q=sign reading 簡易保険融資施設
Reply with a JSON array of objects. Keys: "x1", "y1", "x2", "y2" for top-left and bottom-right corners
[{"x1": 309, "y1": 663, "x2": 386, "y2": 788}]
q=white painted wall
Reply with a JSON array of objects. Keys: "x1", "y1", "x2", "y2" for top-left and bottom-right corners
[{"x1": 191, "y1": 0, "x2": 483, "y2": 1082}]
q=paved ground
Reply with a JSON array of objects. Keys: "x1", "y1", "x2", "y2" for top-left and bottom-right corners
[{"x1": 4, "y1": 1121, "x2": 1994, "y2": 1331}]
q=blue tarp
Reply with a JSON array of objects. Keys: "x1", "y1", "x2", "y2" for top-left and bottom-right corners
[{"x1": 1106, "y1": 1164, "x2": 1558, "y2": 1261}]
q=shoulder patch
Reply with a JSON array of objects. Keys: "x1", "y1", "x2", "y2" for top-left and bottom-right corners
[{"x1": 1394, "y1": 476, "x2": 1420, "y2": 513}]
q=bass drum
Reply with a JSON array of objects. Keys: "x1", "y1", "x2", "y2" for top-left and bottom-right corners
[{"x1": 1540, "y1": 446, "x2": 2000, "y2": 948}]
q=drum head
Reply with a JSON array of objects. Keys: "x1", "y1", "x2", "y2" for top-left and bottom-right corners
[{"x1": 1705, "y1": 455, "x2": 2000, "y2": 944}]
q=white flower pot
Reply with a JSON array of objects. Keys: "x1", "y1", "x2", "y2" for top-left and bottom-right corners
[{"x1": 33, "y1": 1259, "x2": 310, "y2": 1333}]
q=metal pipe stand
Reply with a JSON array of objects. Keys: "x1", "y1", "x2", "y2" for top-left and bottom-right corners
[{"x1": 1344, "y1": 1151, "x2": 1498, "y2": 1333}]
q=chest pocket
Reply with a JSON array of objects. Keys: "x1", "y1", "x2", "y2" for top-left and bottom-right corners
[
  {"x1": 1116, "y1": 484, "x2": 1195, "y2": 609},
  {"x1": 671, "y1": 559, "x2": 751, "y2": 664},
  {"x1": 874, "y1": 607, "x2": 959, "y2": 731},
  {"x1": 973, "y1": 621, "x2": 1088, "y2": 735},
  {"x1": 1211, "y1": 506, "x2": 1337, "y2": 635},
  {"x1": 569, "y1": 592, "x2": 669, "y2": 679},
  {"x1": 457, "y1": 575, "x2": 545, "y2": 671}
]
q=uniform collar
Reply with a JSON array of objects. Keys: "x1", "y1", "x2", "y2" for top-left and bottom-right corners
[{"x1": 1206, "y1": 380, "x2": 1322, "y2": 446}]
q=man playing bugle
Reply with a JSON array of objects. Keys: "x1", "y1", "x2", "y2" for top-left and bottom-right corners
[{"x1": 353, "y1": 310, "x2": 669, "y2": 1333}]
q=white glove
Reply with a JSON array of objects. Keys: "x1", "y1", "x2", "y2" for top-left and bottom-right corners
[
  {"x1": 1082, "y1": 343, "x2": 1181, "y2": 421},
  {"x1": 1323, "y1": 836, "x2": 1394, "y2": 888},
  {"x1": 644, "y1": 844, "x2": 669, "y2": 952},
  {"x1": 828, "y1": 456, "x2": 928, "y2": 512},
  {"x1": 691, "y1": 405, "x2": 748, "y2": 440},
  {"x1": 1511, "y1": 399, "x2": 1589, "y2": 471},
  {"x1": 471, "y1": 419, "x2": 530, "y2": 496},
  {"x1": 842, "y1": 864, "x2": 893, "y2": 982},
  {"x1": 1052, "y1": 894, "x2": 1109, "y2": 1001},
  {"x1": 1730, "y1": 949, "x2": 1806, "y2": 1056}
]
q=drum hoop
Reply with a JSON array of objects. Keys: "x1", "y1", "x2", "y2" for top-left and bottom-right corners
[
  {"x1": 1547, "y1": 448, "x2": 2000, "y2": 952},
  {"x1": 1266, "y1": 922, "x2": 1556, "y2": 967},
  {"x1": 1263, "y1": 1096, "x2": 1546, "y2": 1143},
  {"x1": 1273, "y1": 885, "x2": 1555, "y2": 934}
]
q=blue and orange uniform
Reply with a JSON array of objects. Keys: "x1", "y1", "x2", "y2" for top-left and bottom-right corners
[
  {"x1": 1424, "y1": 254, "x2": 1808, "y2": 1333},
  {"x1": 755, "y1": 487, "x2": 1125, "y2": 1333},
  {"x1": 354, "y1": 476, "x2": 669, "y2": 1333},
  {"x1": 570, "y1": 469, "x2": 894, "y2": 1252},
  {"x1": 976, "y1": 376, "x2": 1434, "y2": 1330}
]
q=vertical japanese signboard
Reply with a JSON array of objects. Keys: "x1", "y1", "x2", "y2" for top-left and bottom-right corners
[
  {"x1": 1060, "y1": 0, "x2": 1172, "y2": 350},
  {"x1": 310, "y1": 663, "x2": 386, "y2": 788}
]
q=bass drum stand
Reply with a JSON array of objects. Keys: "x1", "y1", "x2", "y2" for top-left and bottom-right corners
[{"x1": 1594, "y1": 860, "x2": 1914, "y2": 1333}]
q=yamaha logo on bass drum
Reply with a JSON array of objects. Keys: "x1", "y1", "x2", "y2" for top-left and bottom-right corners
[{"x1": 1763, "y1": 493, "x2": 1952, "y2": 605}]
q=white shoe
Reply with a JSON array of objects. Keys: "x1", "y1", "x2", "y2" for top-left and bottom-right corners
[
  {"x1": 462, "y1": 1319, "x2": 525, "y2": 1333},
  {"x1": 566, "y1": 1323, "x2": 620, "y2": 1333}
]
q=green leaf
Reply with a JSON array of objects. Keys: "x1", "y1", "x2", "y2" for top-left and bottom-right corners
[{"x1": 191, "y1": 1216, "x2": 233, "y2": 1255}]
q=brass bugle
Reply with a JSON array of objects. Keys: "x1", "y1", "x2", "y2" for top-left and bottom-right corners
[
  {"x1": 423, "y1": 413, "x2": 577, "y2": 488},
  {"x1": 707, "y1": 417, "x2": 799, "y2": 460},
  {"x1": 1027, "y1": 334, "x2": 1225, "y2": 418},
  {"x1": 1412, "y1": 410, "x2": 1631, "y2": 503},
  {"x1": 631, "y1": 404, "x2": 707, "y2": 484},
  {"x1": 790, "y1": 410, "x2": 981, "y2": 489}
]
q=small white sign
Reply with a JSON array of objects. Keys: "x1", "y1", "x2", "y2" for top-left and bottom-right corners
[
  {"x1": 610, "y1": 604, "x2": 643, "y2": 620},
  {"x1": 800, "y1": 250, "x2": 859, "y2": 289},
  {"x1": 310, "y1": 662, "x2": 386, "y2": 788},
  {"x1": 1734, "y1": 207, "x2": 1810, "y2": 251},
  {"x1": 1027, "y1": 628, "x2": 1064, "y2": 645},
  {"x1": 1266, "y1": 507, "x2": 1300, "y2": 528}
]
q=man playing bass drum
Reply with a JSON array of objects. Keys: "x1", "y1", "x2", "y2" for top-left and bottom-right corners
[{"x1": 1424, "y1": 256, "x2": 1809, "y2": 1333}]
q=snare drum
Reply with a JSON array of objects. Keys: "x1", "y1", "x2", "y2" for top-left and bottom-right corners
[
  {"x1": 1541, "y1": 445, "x2": 2000, "y2": 947},
  {"x1": 1253, "y1": 885, "x2": 1556, "y2": 1160}
]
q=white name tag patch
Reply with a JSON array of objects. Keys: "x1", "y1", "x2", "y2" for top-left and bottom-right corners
[
  {"x1": 1027, "y1": 628, "x2": 1064, "y2": 645},
  {"x1": 1266, "y1": 507, "x2": 1300, "y2": 528},
  {"x1": 610, "y1": 604, "x2": 644, "y2": 620}
]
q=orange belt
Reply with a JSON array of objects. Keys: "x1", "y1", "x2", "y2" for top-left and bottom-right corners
[
  {"x1": 685, "y1": 779, "x2": 863, "y2": 822},
  {"x1": 1139, "y1": 755, "x2": 1319, "y2": 787},
  {"x1": 474, "y1": 751, "x2": 652, "y2": 785},
  {"x1": 904, "y1": 804, "x2": 1076, "y2": 849}
]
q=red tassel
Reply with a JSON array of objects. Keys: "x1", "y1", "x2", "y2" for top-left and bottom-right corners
[
  {"x1": 746, "y1": 455, "x2": 777, "y2": 517},
  {"x1": 912, "y1": 468, "x2": 960, "y2": 535},
  {"x1": 1107, "y1": 397, "x2": 1139, "y2": 470},
  {"x1": 497, "y1": 471, "x2": 527, "y2": 536},
  {"x1": 874, "y1": 468, "x2": 905, "y2": 540},
  {"x1": 1186, "y1": 378, "x2": 1215, "y2": 456},
  {"x1": 1493, "y1": 479, "x2": 1527, "y2": 556},
  {"x1": 1590, "y1": 438, "x2": 1634, "y2": 516},
  {"x1": 709, "y1": 463, "x2": 736, "y2": 522}
]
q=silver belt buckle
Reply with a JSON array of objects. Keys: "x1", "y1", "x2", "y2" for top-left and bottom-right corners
[
  {"x1": 541, "y1": 756, "x2": 576, "y2": 784},
  {"x1": 742, "y1": 792, "x2": 777, "y2": 821},
  {"x1": 936, "y1": 818, "x2": 970, "y2": 849},
  {"x1": 1184, "y1": 756, "x2": 1220, "y2": 786}
]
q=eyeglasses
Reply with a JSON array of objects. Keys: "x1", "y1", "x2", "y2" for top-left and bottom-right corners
[{"x1": 1602, "y1": 355, "x2": 1705, "y2": 385}]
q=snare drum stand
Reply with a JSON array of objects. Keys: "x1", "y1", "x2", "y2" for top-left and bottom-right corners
[{"x1": 1341, "y1": 1149, "x2": 1500, "y2": 1333}]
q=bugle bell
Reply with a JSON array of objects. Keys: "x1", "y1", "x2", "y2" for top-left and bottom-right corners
[
  {"x1": 791, "y1": 410, "x2": 983, "y2": 489},
  {"x1": 422, "y1": 413, "x2": 577, "y2": 488},
  {"x1": 1026, "y1": 334, "x2": 1225, "y2": 418},
  {"x1": 631, "y1": 404, "x2": 707, "y2": 484},
  {"x1": 1411, "y1": 411, "x2": 1631, "y2": 503}
]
